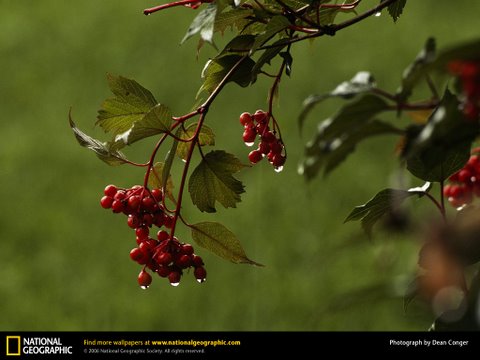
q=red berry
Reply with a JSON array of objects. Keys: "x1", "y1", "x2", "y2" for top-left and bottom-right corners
[
  {"x1": 182, "y1": 244, "x2": 194, "y2": 255},
  {"x1": 127, "y1": 214, "x2": 140, "y2": 229},
  {"x1": 194, "y1": 267, "x2": 207, "y2": 283},
  {"x1": 153, "y1": 213, "x2": 165, "y2": 227},
  {"x1": 156, "y1": 252, "x2": 173, "y2": 266},
  {"x1": 239, "y1": 112, "x2": 253, "y2": 126},
  {"x1": 130, "y1": 248, "x2": 144, "y2": 262},
  {"x1": 272, "y1": 154, "x2": 286, "y2": 167},
  {"x1": 243, "y1": 128, "x2": 257, "y2": 143},
  {"x1": 270, "y1": 141, "x2": 283, "y2": 154},
  {"x1": 164, "y1": 216, "x2": 173, "y2": 229},
  {"x1": 128, "y1": 195, "x2": 141, "y2": 209},
  {"x1": 142, "y1": 213, "x2": 154, "y2": 227},
  {"x1": 151, "y1": 188, "x2": 162, "y2": 200},
  {"x1": 138, "y1": 270, "x2": 152, "y2": 288},
  {"x1": 449, "y1": 185, "x2": 464, "y2": 198},
  {"x1": 258, "y1": 141, "x2": 270, "y2": 154},
  {"x1": 157, "y1": 265, "x2": 170, "y2": 278},
  {"x1": 443, "y1": 184, "x2": 453, "y2": 198},
  {"x1": 142, "y1": 197, "x2": 156, "y2": 211},
  {"x1": 253, "y1": 110, "x2": 268, "y2": 123},
  {"x1": 111, "y1": 200, "x2": 124, "y2": 213},
  {"x1": 136, "y1": 226, "x2": 149, "y2": 240},
  {"x1": 104, "y1": 185, "x2": 117, "y2": 197},
  {"x1": 262, "y1": 131, "x2": 276, "y2": 143},
  {"x1": 255, "y1": 122, "x2": 269, "y2": 135},
  {"x1": 114, "y1": 190, "x2": 126, "y2": 200},
  {"x1": 157, "y1": 230, "x2": 170, "y2": 242},
  {"x1": 248, "y1": 150, "x2": 263, "y2": 164},
  {"x1": 100, "y1": 196, "x2": 114, "y2": 209},
  {"x1": 168, "y1": 271, "x2": 182, "y2": 285},
  {"x1": 176, "y1": 254, "x2": 191, "y2": 269},
  {"x1": 458, "y1": 169, "x2": 473, "y2": 183},
  {"x1": 192, "y1": 255, "x2": 204, "y2": 267}
]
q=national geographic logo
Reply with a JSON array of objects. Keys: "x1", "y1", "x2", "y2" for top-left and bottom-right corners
[{"x1": 6, "y1": 336, "x2": 73, "y2": 356}]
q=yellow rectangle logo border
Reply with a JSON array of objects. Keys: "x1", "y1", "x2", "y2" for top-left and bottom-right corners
[{"x1": 6, "y1": 336, "x2": 21, "y2": 356}]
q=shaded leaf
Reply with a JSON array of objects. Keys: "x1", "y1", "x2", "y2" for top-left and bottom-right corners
[
  {"x1": 188, "y1": 150, "x2": 247, "y2": 212},
  {"x1": 252, "y1": 39, "x2": 287, "y2": 80},
  {"x1": 199, "y1": 55, "x2": 255, "y2": 95},
  {"x1": 69, "y1": 115, "x2": 128, "y2": 166},
  {"x1": 299, "y1": 72, "x2": 376, "y2": 131},
  {"x1": 214, "y1": 8, "x2": 253, "y2": 34},
  {"x1": 251, "y1": 16, "x2": 290, "y2": 51},
  {"x1": 182, "y1": 3, "x2": 217, "y2": 44},
  {"x1": 344, "y1": 183, "x2": 430, "y2": 236},
  {"x1": 148, "y1": 162, "x2": 175, "y2": 202},
  {"x1": 220, "y1": 35, "x2": 256, "y2": 55},
  {"x1": 176, "y1": 123, "x2": 215, "y2": 160},
  {"x1": 96, "y1": 74, "x2": 157, "y2": 136},
  {"x1": 114, "y1": 104, "x2": 172, "y2": 147},
  {"x1": 280, "y1": 51, "x2": 293, "y2": 76},
  {"x1": 387, "y1": 0, "x2": 407, "y2": 22},
  {"x1": 162, "y1": 136, "x2": 180, "y2": 202},
  {"x1": 190, "y1": 221, "x2": 262, "y2": 265},
  {"x1": 300, "y1": 120, "x2": 402, "y2": 179},
  {"x1": 405, "y1": 90, "x2": 478, "y2": 182},
  {"x1": 397, "y1": 38, "x2": 436, "y2": 102}
]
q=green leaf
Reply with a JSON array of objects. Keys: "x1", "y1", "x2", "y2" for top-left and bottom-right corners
[
  {"x1": 190, "y1": 221, "x2": 262, "y2": 265},
  {"x1": 220, "y1": 35, "x2": 256, "y2": 56},
  {"x1": 299, "y1": 120, "x2": 402, "y2": 179},
  {"x1": 114, "y1": 104, "x2": 172, "y2": 147},
  {"x1": 96, "y1": 74, "x2": 157, "y2": 136},
  {"x1": 280, "y1": 51, "x2": 293, "y2": 76},
  {"x1": 433, "y1": 38, "x2": 480, "y2": 69},
  {"x1": 387, "y1": 0, "x2": 407, "y2": 22},
  {"x1": 188, "y1": 150, "x2": 247, "y2": 213},
  {"x1": 162, "y1": 136, "x2": 180, "y2": 202},
  {"x1": 299, "y1": 72, "x2": 376, "y2": 131},
  {"x1": 148, "y1": 162, "x2": 175, "y2": 202},
  {"x1": 344, "y1": 183, "x2": 431, "y2": 237},
  {"x1": 405, "y1": 90, "x2": 479, "y2": 182},
  {"x1": 214, "y1": 8, "x2": 254, "y2": 34},
  {"x1": 199, "y1": 55, "x2": 255, "y2": 95},
  {"x1": 397, "y1": 38, "x2": 436, "y2": 102},
  {"x1": 251, "y1": 16, "x2": 290, "y2": 51},
  {"x1": 182, "y1": 3, "x2": 217, "y2": 44},
  {"x1": 176, "y1": 123, "x2": 215, "y2": 160},
  {"x1": 69, "y1": 115, "x2": 128, "y2": 166}
]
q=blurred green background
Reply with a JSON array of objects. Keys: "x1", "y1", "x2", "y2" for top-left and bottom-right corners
[{"x1": 1, "y1": 1, "x2": 479, "y2": 331}]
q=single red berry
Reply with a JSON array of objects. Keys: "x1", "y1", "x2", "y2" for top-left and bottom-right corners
[
  {"x1": 142, "y1": 197, "x2": 156, "y2": 211},
  {"x1": 239, "y1": 112, "x2": 253, "y2": 126},
  {"x1": 270, "y1": 141, "x2": 283, "y2": 154},
  {"x1": 104, "y1": 184, "x2": 117, "y2": 197},
  {"x1": 127, "y1": 214, "x2": 140, "y2": 229},
  {"x1": 443, "y1": 184, "x2": 453, "y2": 198},
  {"x1": 449, "y1": 172, "x2": 460, "y2": 182},
  {"x1": 267, "y1": 151, "x2": 275, "y2": 163},
  {"x1": 128, "y1": 195, "x2": 141, "y2": 210},
  {"x1": 243, "y1": 128, "x2": 257, "y2": 144},
  {"x1": 258, "y1": 141, "x2": 270, "y2": 155},
  {"x1": 136, "y1": 226, "x2": 149, "y2": 240},
  {"x1": 111, "y1": 200, "x2": 124, "y2": 213},
  {"x1": 130, "y1": 248, "x2": 144, "y2": 262},
  {"x1": 255, "y1": 122, "x2": 269, "y2": 135},
  {"x1": 157, "y1": 265, "x2": 170, "y2": 278},
  {"x1": 168, "y1": 271, "x2": 182, "y2": 286},
  {"x1": 262, "y1": 131, "x2": 276, "y2": 143},
  {"x1": 272, "y1": 154, "x2": 286, "y2": 167},
  {"x1": 458, "y1": 169, "x2": 473, "y2": 183},
  {"x1": 153, "y1": 212, "x2": 165, "y2": 227},
  {"x1": 449, "y1": 185, "x2": 465, "y2": 198},
  {"x1": 100, "y1": 196, "x2": 114, "y2": 209},
  {"x1": 253, "y1": 110, "x2": 268, "y2": 123},
  {"x1": 194, "y1": 267, "x2": 207, "y2": 283},
  {"x1": 142, "y1": 213, "x2": 154, "y2": 227},
  {"x1": 176, "y1": 254, "x2": 191, "y2": 269},
  {"x1": 114, "y1": 190, "x2": 126, "y2": 200},
  {"x1": 151, "y1": 188, "x2": 162, "y2": 200},
  {"x1": 138, "y1": 270, "x2": 152, "y2": 288},
  {"x1": 248, "y1": 149, "x2": 263, "y2": 164},
  {"x1": 182, "y1": 244, "x2": 194, "y2": 255},
  {"x1": 157, "y1": 230, "x2": 170, "y2": 242},
  {"x1": 164, "y1": 216, "x2": 174, "y2": 229},
  {"x1": 192, "y1": 255, "x2": 204, "y2": 267},
  {"x1": 156, "y1": 252, "x2": 173, "y2": 266}
]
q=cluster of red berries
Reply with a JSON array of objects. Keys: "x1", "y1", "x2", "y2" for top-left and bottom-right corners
[
  {"x1": 448, "y1": 60, "x2": 480, "y2": 121},
  {"x1": 443, "y1": 152, "x2": 480, "y2": 208},
  {"x1": 100, "y1": 184, "x2": 206, "y2": 288},
  {"x1": 240, "y1": 110, "x2": 286, "y2": 170}
]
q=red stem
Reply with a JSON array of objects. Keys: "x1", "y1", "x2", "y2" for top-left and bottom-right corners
[{"x1": 144, "y1": 0, "x2": 200, "y2": 15}]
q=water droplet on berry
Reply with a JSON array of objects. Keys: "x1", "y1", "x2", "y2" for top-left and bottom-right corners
[
  {"x1": 375, "y1": 12, "x2": 381, "y2": 17},
  {"x1": 170, "y1": 282, "x2": 180, "y2": 287},
  {"x1": 245, "y1": 142, "x2": 254, "y2": 147},
  {"x1": 196, "y1": 278, "x2": 206, "y2": 283},
  {"x1": 274, "y1": 166, "x2": 284, "y2": 173},
  {"x1": 140, "y1": 285, "x2": 149, "y2": 290}
]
